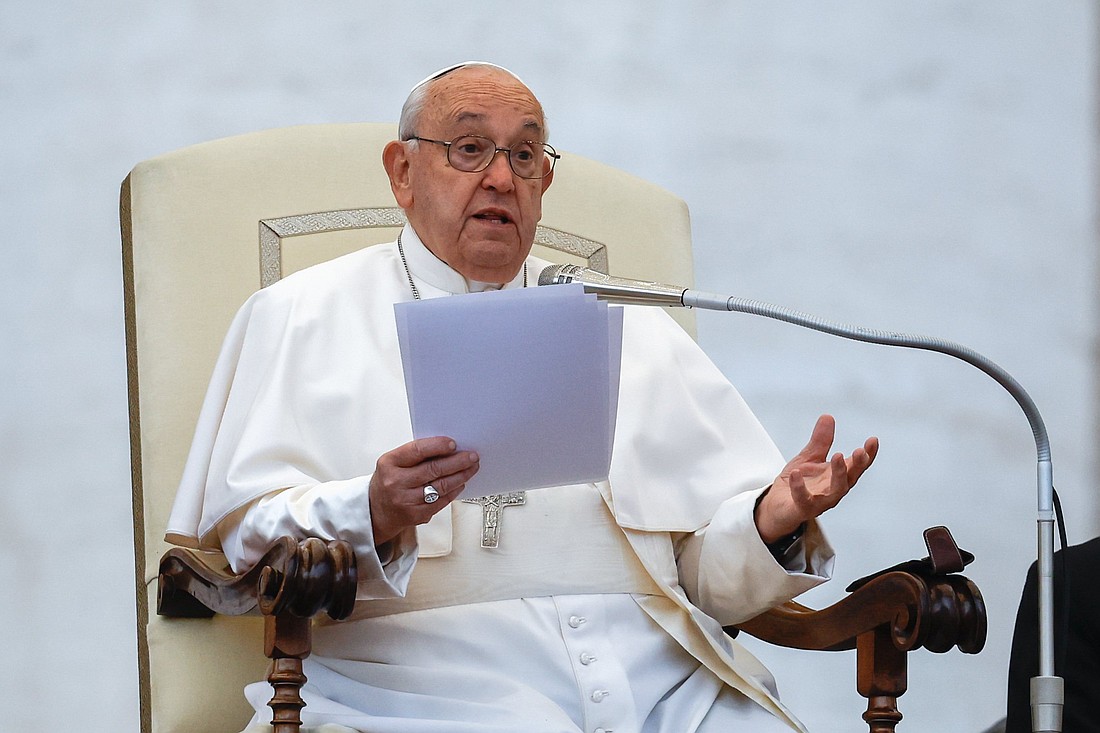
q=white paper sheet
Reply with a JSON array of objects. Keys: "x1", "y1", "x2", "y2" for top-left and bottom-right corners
[{"x1": 395, "y1": 283, "x2": 622, "y2": 498}]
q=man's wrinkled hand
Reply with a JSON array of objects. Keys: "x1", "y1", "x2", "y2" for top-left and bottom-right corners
[
  {"x1": 755, "y1": 414, "x2": 878, "y2": 544},
  {"x1": 369, "y1": 436, "x2": 480, "y2": 546}
]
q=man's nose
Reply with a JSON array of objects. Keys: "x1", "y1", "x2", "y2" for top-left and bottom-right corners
[{"x1": 480, "y1": 149, "x2": 515, "y2": 191}]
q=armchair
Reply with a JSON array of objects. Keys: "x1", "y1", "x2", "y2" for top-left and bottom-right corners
[{"x1": 122, "y1": 123, "x2": 984, "y2": 733}]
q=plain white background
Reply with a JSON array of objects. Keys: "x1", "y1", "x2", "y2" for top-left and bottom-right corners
[{"x1": 2, "y1": 2, "x2": 1096, "y2": 730}]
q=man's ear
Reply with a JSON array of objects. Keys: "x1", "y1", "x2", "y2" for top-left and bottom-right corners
[
  {"x1": 540, "y1": 166, "x2": 554, "y2": 195},
  {"x1": 382, "y1": 140, "x2": 414, "y2": 209}
]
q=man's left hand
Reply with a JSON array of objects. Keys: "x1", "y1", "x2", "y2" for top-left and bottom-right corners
[{"x1": 755, "y1": 414, "x2": 879, "y2": 544}]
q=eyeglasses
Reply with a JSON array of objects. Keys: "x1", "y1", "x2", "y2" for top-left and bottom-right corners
[{"x1": 407, "y1": 135, "x2": 560, "y2": 179}]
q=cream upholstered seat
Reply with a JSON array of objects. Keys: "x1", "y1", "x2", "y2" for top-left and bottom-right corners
[
  {"x1": 122, "y1": 122, "x2": 697, "y2": 733},
  {"x1": 122, "y1": 123, "x2": 985, "y2": 733}
]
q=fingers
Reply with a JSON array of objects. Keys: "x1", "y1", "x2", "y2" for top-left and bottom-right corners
[
  {"x1": 794, "y1": 414, "x2": 836, "y2": 463},
  {"x1": 369, "y1": 437, "x2": 482, "y2": 546},
  {"x1": 795, "y1": 453, "x2": 851, "y2": 505},
  {"x1": 865, "y1": 436, "x2": 880, "y2": 464},
  {"x1": 427, "y1": 458, "x2": 481, "y2": 499},
  {"x1": 787, "y1": 468, "x2": 808, "y2": 505},
  {"x1": 844, "y1": 436, "x2": 879, "y2": 487},
  {"x1": 793, "y1": 452, "x2": 844, "y2": 507},
  {"x1": 792, "y1": 426, "x2": 877, "y2": 505},
  {"x1": 759, "y1": 421, "x2": 878, "y2": 545},
  {"x1": 377, "y1": 437, "x2": 480, "y2": 497},
  {"x1": 383, "y1": 436, "x2": 461, "y2": 468},
  {"x1": 795, "y1": 413, "x2": 878, "y2": 491},
  {"x1": 830, "y1": 451, "x2": 848, "y2": 493},
  {"x1": 771, "y1": 459, "x2": 845, "y2": 537}
]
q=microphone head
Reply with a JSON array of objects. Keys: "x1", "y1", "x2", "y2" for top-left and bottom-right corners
[
  {"x1": 537, "y1": 263, "x2": 582, "y2": 286},
  {"x1": 537, "y1": 263, "x2": 685, "y2": 306}
]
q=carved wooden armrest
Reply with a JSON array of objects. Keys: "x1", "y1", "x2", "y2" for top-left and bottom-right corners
[
  {"x1": 732, "y1": 527, "x2": 986, "y2": 733},
  {"x1": 158, "y1": 538, "x2": 358, "y2": 733}
]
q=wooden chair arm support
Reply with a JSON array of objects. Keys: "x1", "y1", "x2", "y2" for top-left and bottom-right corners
[
  {"x1": 732, "y1": 569, "x2": 986, "y2": 733},
  {"x1": 158, "y1": 537, "x2": 358, "y2": 621},
  {"x1": 157, "y1": 538, "x2": 358, "y2": 733},
  {"x1": 733, "y1": 570, "x2": 986, "y2": 656}
]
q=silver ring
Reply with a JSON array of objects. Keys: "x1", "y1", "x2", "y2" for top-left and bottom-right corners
[{"x1": 423, "y1": 485, "x2": 440, "y2": 503}]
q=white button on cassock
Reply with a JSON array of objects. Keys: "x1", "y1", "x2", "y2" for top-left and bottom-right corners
[{"x1": 553, "y1": 597, "x2": 636, "y2": 729}]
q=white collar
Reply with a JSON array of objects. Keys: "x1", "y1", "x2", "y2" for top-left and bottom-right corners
[{"x1": 400, "y1": 224, "x2": 526, "y2": 296}]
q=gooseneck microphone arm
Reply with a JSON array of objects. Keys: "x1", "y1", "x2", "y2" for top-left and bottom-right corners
[{"x1": 540, "y1": 262, "x2": 1063, "y2": 732}]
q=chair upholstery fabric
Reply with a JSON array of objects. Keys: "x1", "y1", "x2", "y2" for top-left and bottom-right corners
[{"x1": 123, "y1": 122, "x2": 695, "y2": 733}]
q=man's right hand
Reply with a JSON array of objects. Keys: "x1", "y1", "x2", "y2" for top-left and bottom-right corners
[{"x1": 369, "y1": 436, "x2": 480, "y2": 546}]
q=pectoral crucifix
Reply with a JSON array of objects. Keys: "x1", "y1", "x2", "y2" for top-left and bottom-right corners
[{"x1": 461, "y1": 491, "x2": 526, "y2": 548}]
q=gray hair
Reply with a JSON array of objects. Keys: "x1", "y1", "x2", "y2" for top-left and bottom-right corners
[
  {"x1": 397, "y1": 79, "x2": 434, "y2": 141},
  {"x1": 397, "y1": 62, "x2": 548, "y2": 142}
]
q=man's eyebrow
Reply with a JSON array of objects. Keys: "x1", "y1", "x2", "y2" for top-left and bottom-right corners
[{"x1": 454, "y1": 111, "x2": 487, "y2": 126}]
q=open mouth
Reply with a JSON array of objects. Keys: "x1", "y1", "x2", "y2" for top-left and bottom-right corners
[{"x1": 473, "y1": 211, "x2": 512, "y2": 225}]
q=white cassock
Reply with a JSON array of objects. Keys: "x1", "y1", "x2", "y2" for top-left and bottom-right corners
[{"x1": 167, "y1": 225, "x2": 837, "y2": 733}]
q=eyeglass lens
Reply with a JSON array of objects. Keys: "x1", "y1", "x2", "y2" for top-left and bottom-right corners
[{"x1": 448, "y1": 136, "x2": 553, "y2": 178}]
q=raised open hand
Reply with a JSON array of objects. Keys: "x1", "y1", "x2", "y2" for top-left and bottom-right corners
[{"x1": 754, "y1": 414, "x2": 879, "y2": 543}]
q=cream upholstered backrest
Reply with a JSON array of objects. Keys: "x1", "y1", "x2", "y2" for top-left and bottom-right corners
[{"x1": 122, "y1": 122, "x2": 695, "y2": 733}]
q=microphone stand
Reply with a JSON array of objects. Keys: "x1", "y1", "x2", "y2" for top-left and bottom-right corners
[
  {"x1": 678, "y1": 290, "x2": 1063, "y2": 733},
  {"x1": 540, "y1": 263, "x2": 1064, "y2": 730}
]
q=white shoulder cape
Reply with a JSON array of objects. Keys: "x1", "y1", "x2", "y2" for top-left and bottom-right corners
[{"x1": 166, "y1": 236, "x2": 785, "y2": 549}]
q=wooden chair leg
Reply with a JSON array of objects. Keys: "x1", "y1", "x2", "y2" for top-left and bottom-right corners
[
  {"x1": 863, "y1": 695, "x2": 904, "y2": 733},
  {"x1": 264, "y1": 613, "x2": 312, "y2": 733},
  {"x1": 268, "y1": 657, "x2": 307, "y2": 733},
  {"x1": 857, "y1": 626, "x2": 907, "y2": 732}
]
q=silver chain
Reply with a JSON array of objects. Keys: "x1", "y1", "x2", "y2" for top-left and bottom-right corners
[{"x1": 396, "y1": 231, "x2": 422, "y2": 300}]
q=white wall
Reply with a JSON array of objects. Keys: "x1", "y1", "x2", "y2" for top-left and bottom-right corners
[{"x1": 1, "y1": 1, "x2": 1095, "y2": 730}]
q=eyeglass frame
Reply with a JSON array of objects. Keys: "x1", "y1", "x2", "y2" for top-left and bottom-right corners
[{"x1": 404, "y1": 134, "x2": 560, "y2": 179}]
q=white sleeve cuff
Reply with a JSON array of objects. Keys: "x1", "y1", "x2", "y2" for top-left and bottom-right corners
[
  {"x1": 676, "y1": 486, "x2": 836, "y2": 626},
  {"x1": 217, "y1": 476, "x2": 419, "y2": 600}
]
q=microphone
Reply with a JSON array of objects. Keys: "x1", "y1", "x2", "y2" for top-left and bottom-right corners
[
  {"x1": 540, "y1": 261, "x2": 1062, "y2": 732},
  {"x1": 537, "y1": 263, "x2": 688, "y2": 306},
  {"x1": 538, "y1": 262, "x2": 769, "y2": 311},
  {"x1": 539, "y1": 260, "x2": 774, "y2": 310}
]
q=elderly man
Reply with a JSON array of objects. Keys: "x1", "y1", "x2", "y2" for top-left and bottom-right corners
[{"x1": 168, "y1": 62, "x2": 877, "y2": 733}]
